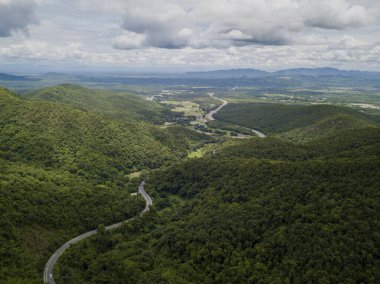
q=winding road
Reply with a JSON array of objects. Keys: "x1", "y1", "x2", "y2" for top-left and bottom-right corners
[
  {"x1": 205, "y1": 92, "x2": 267, "y2": 138},
  {"x1": 205, "y1": 93, "x2": 228, "y2": 121},
  {"x1": 247, "y1": 128, "x2": 266, "y2": 138},
  {"x1": 43, "y1": 93, "x2": 263, "y2": 283},
  {"x1": 43, "y1": 181, "x2": 152, "y2": 284}
]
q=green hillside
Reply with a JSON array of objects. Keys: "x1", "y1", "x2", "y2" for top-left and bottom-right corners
[
  {"x1": 24, "y1": 84, "x2": 165, "y2": 123},
  {"x1": 306, "y1": 127, "x2": 380, "y2": 158},
  {"x1": 0, "y1": 86, "x2": 209, "y2": 283},
  {"x1": 1, "y1": 84, "x2": 379, "y2": 283},
  {"x1": 0, "y1": 158, "x2": 144, "y2": 283},
  {"x1": 212, "y1": 127, "x2": 380, "y2": 161},
  {"x1": 55, "y1": 156, "x2": 380, "y2": 283},
  {"x1": 212, "y1": 137, "x2": 311, "y2": 161},
  {"x1": 53, "y1": 104, "x2": 380, "y2": 283},
  {"x1": 215, "y1": 103, "x2": 378, "y2": 141},
  {"x1": 1, "y1": 87, "x2": 208, "y2": 182}
]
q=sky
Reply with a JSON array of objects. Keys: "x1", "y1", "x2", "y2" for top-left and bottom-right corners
[{"x1": 0, "y1": 0, "x2": 380, "y2": 73}]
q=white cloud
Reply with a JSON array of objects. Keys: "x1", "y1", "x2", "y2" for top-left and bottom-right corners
[
  {"x1": 114, "y1": 0, "x2": 378, "y2": 49},
  {"x1": 113, "y1": 31, "x2": 146, "y2": 49},
  {"x1": 302, "y1": 0, "x2": 375, "y2": 29},
  {"x1": 1, "y1": 0, "x2": 380, "y2": 71}
]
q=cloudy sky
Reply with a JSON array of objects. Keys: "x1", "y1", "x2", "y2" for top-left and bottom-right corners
[{"x1": 0, "y1": 0, "x2": 380, "y2": 73}]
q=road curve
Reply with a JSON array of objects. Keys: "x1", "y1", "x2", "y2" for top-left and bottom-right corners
[
  {"x1": 43, "y1": 181, "x2": 151, "y2": 284},
  {"x1": 206, "y1": 93, "x2": 266, "y2": 138},
  {"x1": 250, "y1": 128, "x2": 267, "y2": 138},
  {"x1": 205, "y1": 93, "x2": 228, "y2": 121}
]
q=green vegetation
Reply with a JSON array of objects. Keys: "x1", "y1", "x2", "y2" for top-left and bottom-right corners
[
  {"x1": 187, "y1": 148, "x2": 204, "y2": 158},
  {"x1": 54, "y1": 101, "x2": 380, "y2": 283},
  {"x1": 155, "y1": 90, "x2": 222, "y2": 113},
  {"x1": 25, "y1": 84, "x2": 166, "y2": 123},
  {"x1": 161, "y1": 100, "x2": 202, "y2": 117},
  {"x1": 212, "y1": 127, "x2": 380, "y2": 161},
  {"x1": 207, "y1": 120, "x2": 253, "y2": 135},
  {"x1": 0, "y1": 158, "x2": 144, "y2": 283},
  {"x1": 55, "y1": 155, "x2": 380, "y2": 283},
  {"x1": 1, "y1": 87, "x2": 208, "y2": 180},
  {"x1": 212, "y1": 137, "x2": 311, "y2": 161},
  {"x1": 1, "y1": 83, "x2": 379, "y2": 283},
  {"x1": 0, "y1": 86, "x2": 209, "y2": 283},
  {"x1": 216, "y1": 102, "x2": 379, "y2": 141}
]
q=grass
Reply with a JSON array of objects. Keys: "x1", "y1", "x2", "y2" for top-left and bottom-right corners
[
  {"x1": 187, "y1": 149, "x2": 204, "y2": 158},
  {"x1": 128, "y1": 171, "x2": 142, "y2": 179},
  {"x1": 186, "y1": 143, "x2": 223, "y2": 159},
  {"x1": 161, "y1": 100, "x2": 203, "y2": 117}
]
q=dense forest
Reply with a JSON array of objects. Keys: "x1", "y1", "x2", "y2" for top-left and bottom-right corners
[
  {"x1": 56, "y1": 154, "x2": 380, "y2": 283},
  {"x1": 0, "y1": 158, "x2": 144, "y2": 283},
  {"x1": 212, "y1": 127, "x2": 380, "y2": 161},
  {"x1": 0, "y1": 86, "x2": 209, "y2": 283},
  {"x1": 1, "y1": 84, "x2": 379, "y2": 283},
  {"x1": 55, "y1": 101, "x2": 380, "y2": 283},
  {"x1": 24, "y1": 84, "x2": 166, "y2": 124},
  {"x1": 215, "y1": 102, "x2": 379, "y2": 141},
  {"x1": 0, "y1": 87, "x2": 209, "y2": 180}
]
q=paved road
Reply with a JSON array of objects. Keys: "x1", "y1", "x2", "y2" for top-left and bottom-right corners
[
  {"x1": 43, "y1": 181, "x2": 151, "y2": 284},
  {"x1": 206, "y1": 93, "x2": 266, "y2": 138},
  {"x1": 205, "y1": 93, "x2": 228, "y2": 121},
  {"x1": 139, "y1": 181, "x2": 152, "y2": 214},
  {"x1": 250, "y1": 128, "x2": 267, "y2": 138}
]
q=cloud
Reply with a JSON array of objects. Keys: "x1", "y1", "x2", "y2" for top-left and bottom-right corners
[
  {"x1": 114, "y1": 0, "x2": 377, "y2": 50},
  {"x1": 301, "y1": 0, "x2": 375, "y2": 29},
  {"x1": 119, "y1": 2, "x2": 192, "y2": 49},
  {"x1": 1, "y1": 0, "x2": 380, "y2": 71},
  {"x1": 0, "y1": 41, "x2": 89, "y2": 61},
  {"x1": 2, "y1": 37, "x2": 380, "y2": 72},
  {"x1": 0, "y1": 0, "x2": 38, "y2": 37},
  {"x1": 113, "y1": 31, "x2": 146, "y2": 49}
]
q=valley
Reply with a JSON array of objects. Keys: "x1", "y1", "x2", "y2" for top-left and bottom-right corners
[
  {"x1": 0, "y1": 70, "x2": 379, "y2": 284},
  {"x1": 1, "y1": 0, "x2": 380, "y2": 282}
]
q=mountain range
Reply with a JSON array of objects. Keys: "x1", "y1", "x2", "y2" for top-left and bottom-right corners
[
  {"x1": 1, "y1": 67, "x2": 379, "y2": 82},
  {"x1": 186, "y1": 67, "x2": 380, "y2": 78},
  {"x1": 0, "y1": 73, "x2": 37, "y2": 81}
]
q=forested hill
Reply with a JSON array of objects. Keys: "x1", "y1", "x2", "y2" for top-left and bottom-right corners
[
  {"x1": 24, "y1": 84, "x2": 165, "y2": 123},
  {"x1": 212, "y1": 127, "x2": 380, "y2": 161},
  {"x1": 2, "y1": 83, "x2": 379, "y2": 283},
  {"x1": 0, "y1": 86, "x2": 208, "y2": 180},
  {"x1": 215, "y1": 102, "x2": 379, "y2": 141},
  {"x1": 53, "y1": 100, "x2": 380, "y2": 283},
  {"x1": 56, "y1": 152, "x2": 380, "y2": 283},
  {"x1": 0, "y1": 86, "x2": 209, "y2": 283}
]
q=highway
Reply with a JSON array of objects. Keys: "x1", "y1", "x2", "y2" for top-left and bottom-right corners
[
  {"x1": 205, "y1": 92, "x2": 228, "y2": 121},
  {"x1": 206, "y1": 93, "x2": 267, "y2": 138},
  {"x1": 251, "y1": 129, "x2": 266, "y2": 138},
  {"x1": 43, "y1": 181, "x2": 152, "y2": 284}
]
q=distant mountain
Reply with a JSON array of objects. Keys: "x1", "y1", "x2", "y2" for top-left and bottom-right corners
[
  {"x1": 186, "y1": 68, "x2": 269, "y2": 78},
  {"x1": 185, "y1": 67, "x2": 380, "y2": 78},
  {"x1": 42, "y1": 72, "x2": 69, "y2": 77},
  {"x1": 274, "y1": 67, "x2": 380, "y2": 77},
  {"x1": 0, "y1": 73, "x2": 37, "y2": 81}
]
